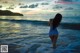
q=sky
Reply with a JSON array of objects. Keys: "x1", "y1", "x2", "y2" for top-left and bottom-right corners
[{"x1": 0, "y1": 0, "x2": 80, "y2": 15}]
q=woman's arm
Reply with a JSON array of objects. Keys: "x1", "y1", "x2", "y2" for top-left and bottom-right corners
[{"x1": 48, "y1": 19, "x2": 53, "y2": 26}]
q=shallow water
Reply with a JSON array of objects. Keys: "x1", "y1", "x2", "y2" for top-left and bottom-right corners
[{"x1": 0, "y1": 16, "x2": 80, "y2": 53}]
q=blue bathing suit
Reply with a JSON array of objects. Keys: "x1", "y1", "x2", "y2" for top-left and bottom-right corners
[{"x1": 49, "y1": 27, "x2": 58, "y2": 36}]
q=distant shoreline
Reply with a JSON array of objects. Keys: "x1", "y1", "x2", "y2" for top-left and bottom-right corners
[{"x1": 0, "y1": 10, "x2": 23, "y2": 16}]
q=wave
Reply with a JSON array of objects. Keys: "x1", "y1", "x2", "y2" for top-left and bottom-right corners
[
  {"x1": 60, "y1": 23, "x2": 80, "y2": 30},
  {"x1": 0, "y1": 19, "x2": 48, "y2": 26},
  {"x1": 0, "y1": 19, "x2": 80, "y2": 30}
]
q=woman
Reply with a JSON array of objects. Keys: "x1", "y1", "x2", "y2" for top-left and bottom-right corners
[{"x1": 49, "y1": 13, "x2": 62, "y2": 49}]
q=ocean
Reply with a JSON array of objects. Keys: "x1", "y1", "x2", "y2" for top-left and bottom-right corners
[{"x1": 0, "y1": 16, "x2": 80, "y2": 53}]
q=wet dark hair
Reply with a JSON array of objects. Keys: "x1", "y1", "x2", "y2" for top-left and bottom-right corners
[{"x1": 52, "y1": 13, "x2": 62, "y2": 28}]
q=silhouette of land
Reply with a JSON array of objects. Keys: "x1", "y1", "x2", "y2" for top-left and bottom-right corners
[{"x1": 0, "y1": 10, "x2": 23, "y2": 16}]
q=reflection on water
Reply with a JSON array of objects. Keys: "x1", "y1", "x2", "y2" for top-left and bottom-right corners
[
  {"x1": 0, "y1": 16, "x2": 23, "y2": 20},
  {"x1": 0, "y1": 21, "x2": 21, "y2": 33},
  {"x1": 0, "y1": 20, "x2": 49, "y2": 40},
  {"x1": 0, "y1": 21, "x2": 27, "y2": 39}
]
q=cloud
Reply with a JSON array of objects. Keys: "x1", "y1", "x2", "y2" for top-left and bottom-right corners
[
  {"x1": 64, "y1": 7, "x2": 74, "y2": 10},
  {"x1": 59, "y1": 0, "x2": 80, "y2": 2},
  {"x1": 61, "y1": 0, "x2": 72, "y2": 2},
  {"x1": 18, "y1": 0, "x2": 45, "y2": 3},
  {"x1": 52, "y1": 5, "x2": 63, "y2": 10}
]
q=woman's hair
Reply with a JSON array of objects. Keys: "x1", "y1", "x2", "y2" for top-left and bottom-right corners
[{"x1": 52, "y1": 13, "x2": 62, "y2": 27}]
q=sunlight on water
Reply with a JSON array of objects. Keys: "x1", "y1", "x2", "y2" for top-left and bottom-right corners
[{"x1": 0, "y1": 21, "x2": 21, "y2": 33}]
